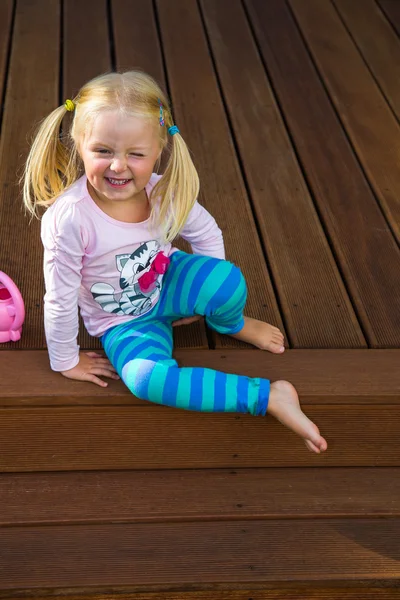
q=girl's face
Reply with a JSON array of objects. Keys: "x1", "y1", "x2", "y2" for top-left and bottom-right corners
[{"x1": 79, "y1": 110, "x2": 162, "y2": 206}]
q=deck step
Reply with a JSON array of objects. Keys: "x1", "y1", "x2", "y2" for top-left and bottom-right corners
[
  {"x1": 0, "y1": 519, "x2": 399, "y2": 591},
  {"x1": 1, "y1": 350, "x2": 400, "y2": 471},
  {"x1": 0, "y1": 591, "x2": 399, "y2": 600},
  {"x1": 0, "y1": 467, "x2": 399, "y2": 525},
  {"x1": 1, "y1": 404, "x2": 400, "y2": 470},
  {"x1": 0, "y1": 592, "x2": 397, "y2": 600},
  {"x1": 0, "y1": 467, "x2": 399, "y2": 593}
]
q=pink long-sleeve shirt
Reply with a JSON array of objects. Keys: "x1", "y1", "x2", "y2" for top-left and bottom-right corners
[{"x1": 41, "y1": 173, "x2": 225, "y2": 372}]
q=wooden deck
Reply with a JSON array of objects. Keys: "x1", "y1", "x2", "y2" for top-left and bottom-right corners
[{"x1": 0, "y1": 0, "x2": 399, "y2": 597}]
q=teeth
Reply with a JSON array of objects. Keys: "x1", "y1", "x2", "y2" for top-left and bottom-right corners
[{"x1": 108, "y1": 178, "x2": 130, "y2": 185}]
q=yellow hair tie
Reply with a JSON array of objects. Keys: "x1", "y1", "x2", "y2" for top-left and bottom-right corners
[{"x1": 64, "y1": 99, "x2": 75, "y2": 112}]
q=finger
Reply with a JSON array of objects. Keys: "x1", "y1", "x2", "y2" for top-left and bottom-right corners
[
  {"x1": 86, "y1": 352, "x2": 105, "y2": 358},
  {"x1": 85, "y1": 374, "x2": 108, "y2": 387},
  {"x1": 172, "y1": 319, "x2": 184, "y2": 327},
  {"x1": 93, "y1": 358, "x2": 118, "y2": 371},
  {"x1": 90, "y1": 368, "x2": 120, "y2": 379},
  {"x1": 176, "y1": 317, "x2": 199, "y2": 325}
]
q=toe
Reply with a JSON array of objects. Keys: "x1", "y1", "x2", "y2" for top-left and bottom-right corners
[
  {"x1": 319, "y1": 438, "x2": 328, "y2": 452},
  {"x1": 305, "y1": 439, "x2": 321, "y2": 453},
  {"x1": 266, "y1": 341, "x2": 285, "y2": 354},
  {"x1": 306, "y1": 431, "x2": 328, "y2": 454}
]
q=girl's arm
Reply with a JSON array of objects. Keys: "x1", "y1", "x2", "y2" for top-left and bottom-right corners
[
  {"x1": 41, "y1": 203, "x2": 119, "y2": 386},
  {"x1": 41, "y1": 203, "x2": 84, "y2": 372},
  {"x1": 178, "y1": 201, "x2": 225, "y2": 259}
]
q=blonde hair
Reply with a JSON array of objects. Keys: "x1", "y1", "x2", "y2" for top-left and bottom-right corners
[{"x1": 22, "y1": 71, "x2": 199, "y2": 243}]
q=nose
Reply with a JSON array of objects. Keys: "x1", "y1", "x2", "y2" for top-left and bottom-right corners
[{"x1": 110, "y1": 157, "x2": 127, "y2": 173}]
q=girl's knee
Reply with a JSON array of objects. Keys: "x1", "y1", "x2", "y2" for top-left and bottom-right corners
[
  {"x1": 229, "y1": 262, "x2": 246, "y2": 289},
  {"x1": 121, "y1": 357, "x2": 151, "y2": 399},
  {"x1": 207, "y1": 262, "x2": 247, "y2": 312},
  {"x1": 121, "y1": 357, "x2": 176, "y2": 404}
]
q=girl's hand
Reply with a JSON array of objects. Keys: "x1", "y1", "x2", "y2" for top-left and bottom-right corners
[
  {"x1": 172, "y1": 315, "x2": 203, "y2": 327},
  {"x1": 61, "y1": 352, "x2": 120, "y2": 388}
]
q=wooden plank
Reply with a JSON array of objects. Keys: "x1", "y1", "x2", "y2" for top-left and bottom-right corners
[
  {"x1": 0, "y1": 0, "x2": 60, "y2": 349},
  {"x1": 200, "y1": 0, "x2": 364, "y2": 349},
  {"x1": 334, "y1": 0, "x2": 400, "y2": 121},
  {"x1": 379, "y1": 0, "x2": 400, "y2": 36},
  {"x1": 1, "y1": 403, "x2": 400, "y2": 471},
  {"x1": 289, "y1": 0, "x2": 400, "y2": 242},
  {"x1": 0, "y1": 519, "x2": 399, "y2": 590},
  {"x1": 156, "y1": 0, "x2": 286, "y2": 349},
  {"x1": 0, "y1": 0, "x2": 13, "y2": 131},
  {"x1": 2, "y1": 590, "x2": 399, "y2": 600},
  {"x1": 1, "y1": 349, "x2": 399, "y2": 405},
  {"x1": 111, "y1": 0, "x2": 207, "y2": 349},
  {"x1": 112, "y1": 0, "x2": 164, "y2": 79},
  {"x1": 63, "y1": 0, "x2": 110, "y2": 99},
  {"x1": 244, "y1": 0, "x2": 400, "y2": 348},
  {"x1": 1, "y1": 467, "x2": 399, "y2": 525},
  {"x1": 2, "y1": 590, "x2": 398, "y2": 600}
]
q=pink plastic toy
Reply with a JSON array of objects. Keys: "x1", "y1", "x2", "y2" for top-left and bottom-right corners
[{"x1": 0, "y1": 271, "x2": 25, "y2": 343}]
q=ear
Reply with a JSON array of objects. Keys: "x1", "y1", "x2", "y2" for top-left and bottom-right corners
[{"x1": 116, "y1": 253, "x2": 131, "y2": 272}]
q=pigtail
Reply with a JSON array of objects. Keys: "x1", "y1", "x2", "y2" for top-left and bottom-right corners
[
  {"x1": 151, "y1": 116, "x2": 199, "y2": 244},
  {"x1": 22, "y1": 104, "x2": 80, "y2": 217}
]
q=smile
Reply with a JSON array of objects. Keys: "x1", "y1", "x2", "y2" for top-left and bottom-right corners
[{"x1": 106, "y1": 177, "x2": 132, "y2": 187}]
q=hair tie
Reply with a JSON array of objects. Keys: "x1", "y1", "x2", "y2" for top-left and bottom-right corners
[
  {"x1": 168, "y1": 125, "x2": 180, "y2": 136},
  {"x1": 157, "y1": 99, "x2": 165, "y2": 126},
  {"x1": 64, "y1": 99, "x2": 75, "y2": 112}
]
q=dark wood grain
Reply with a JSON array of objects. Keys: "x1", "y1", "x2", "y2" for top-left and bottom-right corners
[
  {"x1": 156, "y1": 0, "x2": 286, "y2": 349},
  {"x1": 1, "y1": 350, "x2": 399, "y2": 405},
  {"x1": 245, "y1": 0, "x2": 400, "y2": 348},
  {"x1": 201, "y1": 0, "x2": 364, "y2": 349},
  {"x1": 1, "y1": 401, "x2": 400, "y2": 471},
  {"x1": 0, "y1": 2, "x2": 399, "y2": 595},
  {"x1": 0, "y1": 0, "x2": 13, "y2": 131},
  {"x1": 1, "y1": 467, "x2": 398, "y2": 525},
  {"x1": 0, "y1": 519, "x2": 399, "y2": 590},
  {"x1": 334, "y1": 0, "x2": 400, "y2": 121},
  {"x1": 2, "y1": 590, "x2": 399, "y2": 600},
  {"x1": 0, "y1": 0, "x2": 59, "y2": 349},
  {"x1": 63, "y1": 0, "x2": 110, "y2": 99},
  {"x1": 379, "y1": 0, "x2": 400, "y2": 36},
  {"x1": 289, "y1": 0, "x2": 400, "y2": 242}
]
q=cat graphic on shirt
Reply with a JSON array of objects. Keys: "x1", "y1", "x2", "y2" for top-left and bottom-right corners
[{"x1": 90, "y1": 240, "x2": 162, "y2": 316}]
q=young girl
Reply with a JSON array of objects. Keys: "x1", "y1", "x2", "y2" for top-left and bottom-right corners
[{"x1": 23, "y1": 71, "x2": 327, "y2": 454}]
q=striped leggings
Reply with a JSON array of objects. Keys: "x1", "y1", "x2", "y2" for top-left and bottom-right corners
[{"x1": 101, "y1": 251, "x2": 270, "y2": 415}]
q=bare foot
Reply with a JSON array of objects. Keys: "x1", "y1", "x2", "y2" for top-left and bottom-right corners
[
  {"x1": 230, "y1": 316, "x2": 285, "y2": 354},
  {"x1": 268, "y1": 380, "x2": 328, "y2": 454}
]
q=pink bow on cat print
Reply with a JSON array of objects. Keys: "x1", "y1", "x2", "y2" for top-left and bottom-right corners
[{"x1": 138, "y1": 251, "x2": 170, "y2": 293}]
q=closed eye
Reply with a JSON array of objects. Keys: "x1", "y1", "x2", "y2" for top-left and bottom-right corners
[
  {"x1": 133, "y1": 263, "x2": 146, "y2": 275},
  {"x1": 95, "y1": 149, "x2": 144, "y2": 157}
]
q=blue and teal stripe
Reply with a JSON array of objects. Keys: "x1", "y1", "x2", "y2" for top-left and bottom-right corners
[{"x1": 101, "y1": 251, "x2": 269, "y2": 416}]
